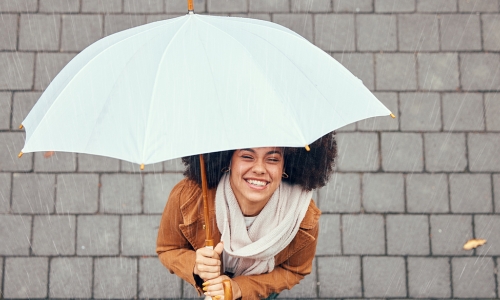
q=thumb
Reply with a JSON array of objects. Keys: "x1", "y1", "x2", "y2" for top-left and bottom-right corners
[{"x1": 214, "y1": 241, "x2": 224, "y2": 257}]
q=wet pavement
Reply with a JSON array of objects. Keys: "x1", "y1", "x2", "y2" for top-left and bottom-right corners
[{"x1": 1, "y1": 0, "x2": 500, "y2": 298}]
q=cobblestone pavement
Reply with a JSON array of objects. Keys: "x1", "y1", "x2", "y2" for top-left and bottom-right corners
[{"x1": 1, "y1": 0, "x2": 500, "y2": 299}]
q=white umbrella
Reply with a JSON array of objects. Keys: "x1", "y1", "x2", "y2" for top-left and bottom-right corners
[{"x1": 20, "y1": 12, "x2": 393, "y2": 168}]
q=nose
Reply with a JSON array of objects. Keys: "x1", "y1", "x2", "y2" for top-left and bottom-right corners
[{"x1": 252, "y1": 159, "x2": 266, "y2": 174}]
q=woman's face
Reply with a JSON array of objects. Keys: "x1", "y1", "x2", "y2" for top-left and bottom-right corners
[{"x1": 229, "y1": 147, "x2": 284, "y2": 215}]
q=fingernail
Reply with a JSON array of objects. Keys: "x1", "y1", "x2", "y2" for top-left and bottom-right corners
[
  {"x1": 202, "y1": 287, "x2": 207, "y2": 292},
  {"x1": 215, "y1": 296, "x2": 221, "y2": 299},
  {"x1": 202, "y1": 281, "x2": 210, "y2": 287}
]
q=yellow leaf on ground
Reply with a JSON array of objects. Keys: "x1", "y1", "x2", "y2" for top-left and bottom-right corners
[{"x1": 463, "y1": 238, "x2": 487, "y2": 250}]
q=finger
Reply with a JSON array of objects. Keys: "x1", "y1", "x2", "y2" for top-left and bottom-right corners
[
  {"x1": 213, "y1": 242, "x2": 224, "y2": 257},
  {"x1": 196, "y1": 257, "x2": 221, "y2": 267},
  {"x1": 196, "y1": 264, "x2": 221, "y2": 273}
]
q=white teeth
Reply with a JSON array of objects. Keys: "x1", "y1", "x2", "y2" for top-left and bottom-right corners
[{"x1": 247, "y1": 179, "x2": 267, "y2": 186}]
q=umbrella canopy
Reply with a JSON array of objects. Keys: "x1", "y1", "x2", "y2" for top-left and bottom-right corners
[{"x1": 21, "y1": 13, "x2": 392, "y2": 167}]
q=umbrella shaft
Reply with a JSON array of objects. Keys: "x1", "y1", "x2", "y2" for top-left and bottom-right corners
[{"x1": 199, "y1": 154, "x2": 214, "y2": 247}]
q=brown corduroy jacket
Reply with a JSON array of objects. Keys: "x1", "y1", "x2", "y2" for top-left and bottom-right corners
[{"x1": 156, "y1": 178, "x2": 321, "y2": 299}]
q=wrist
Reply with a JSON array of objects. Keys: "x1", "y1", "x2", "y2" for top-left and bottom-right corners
[{"x1": 232, "y1": 279, "x2": 242, "y2": 299}]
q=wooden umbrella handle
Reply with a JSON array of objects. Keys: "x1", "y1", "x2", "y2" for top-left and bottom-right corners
[{"x1": 223, "y1": 280, "x2": 233, "y2": 300}]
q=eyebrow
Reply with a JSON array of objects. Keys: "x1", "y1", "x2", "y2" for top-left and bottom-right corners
[{"x1": 240, "y1": 148, "x2": 283, "y2": 155}]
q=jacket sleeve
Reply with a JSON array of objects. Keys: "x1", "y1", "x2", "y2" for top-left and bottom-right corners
[
  {"x1": 156, "y1": 180, "x2": 202, "y2": 293},
  {"x1": 232, "y1": 222, "x2": 319, "y2": 299}
]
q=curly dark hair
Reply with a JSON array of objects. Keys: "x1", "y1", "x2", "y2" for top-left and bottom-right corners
[{"x1": 181, "y1": 132, "x2": 337, "y2": 191}]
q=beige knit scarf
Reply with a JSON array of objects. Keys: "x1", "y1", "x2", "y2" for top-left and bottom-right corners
[{"x1": 215, "y1": 174, "x2": 312, "y2": 276}]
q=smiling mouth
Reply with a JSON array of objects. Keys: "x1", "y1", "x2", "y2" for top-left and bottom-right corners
[{"x1": 246, "y1": 179, "x2": 269, "y2": 187}]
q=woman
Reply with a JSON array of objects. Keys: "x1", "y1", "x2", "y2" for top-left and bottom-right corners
[{"x1": 157, "y1": 133, "x2": 336, "y2": 299}]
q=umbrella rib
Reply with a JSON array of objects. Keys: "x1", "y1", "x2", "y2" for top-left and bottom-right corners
[
  {"x1": 24, "y1": 17, "x2": 187, "y2": 148},
  {"x1": 142, "y1": 17, "x2": 193, "y2": 164}
]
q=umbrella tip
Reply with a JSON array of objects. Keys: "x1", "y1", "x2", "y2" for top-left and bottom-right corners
[
  {"x1": 305, "y1": 145, "x2": 310, "y2": 151},
  {"x1": 18, "y1": 151, "x2": 23, "y2": 158},
  {"x1": 390, "y1": 113, "x2": 396, "y2": 119},
  {"x1": 19, "y1": 124, "x2": 24, "y2": 129},
  {"x1": 140, "y1": 164, "x2": 145, "y2": 170}
]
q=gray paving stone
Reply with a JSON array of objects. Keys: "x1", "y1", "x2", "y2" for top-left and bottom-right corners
[
  {"x1": 376, "y1": 53, "x2": 417, "y2": 91},
  {"x1": 363, "y1": 173, "x2": 405, "y2": 212},
  {"x1": 101, "y1": 174, "x2": 142, "y2": 213},
  {"x1": 77, "y1": 215, "x2": 119, "y2": 255},
  {"x1": 0, "y1": 258, "x2": 2, "y2": 296},
  {"x1": 19, "y1": 14, "x2": 60, "y2": 51},
  {"x1": 468, "y1": 133, "x2": 500, "y2": 172},
  {"x1": 316, "y1": 214, "x2": 341, "y2": 255},
  {"x1": 164, "y1": 157, "x2": 185, "y2": 172},
  {"x1": 78, "y1": 153, "x2": 120, "y2": 172},
  {"x1": 3, "y1": 257, "x2": 48, "y2": 298},
  {"x1": 208, "y1": 0, "x2": 248, "y2": 12},
  {"x1": 94, "y1": 257, "x2": 137, "y2": 299},
  {"x1": 291, "y1": 0, "x2": 331, "y2": 12},
  {"x1": 146, "y1": 14, "x2": 184, "y2": 23},
  {"x1": 375, "y1": 0, "x2": 415, "y2": 12},
  {"x1": 61, "y1": 14, "x2": 103, "y2": 51},
  {"x1": 318, "y1": 173, "x2": 361, "y2": 213},
  {"x1": 0, "y1": 132, "x2": 33, "y2": 172},
  {"x1": 417, "y1": 53, "x2": 460, "y2": 91},
  {"x1": 407, "y1": 257, "x2": 451, "y2": 298},
  {"x1": 450, "y1": 174, "x2": 492, "y2": 213},
  {"x1": 357, "y1": 15, "x2": 397, "y2": 51},
  {"x1": 32, "y1": 215, "x2": 76, "y2": 255},
  {"x1": 336, "y1": 122, "x2": 356, "y2": 131},
  {"x1": 417, "y1": 0, "x2": 457, "y2": 12},
  {"x1": 12, "y1": 173, "x2": 56, "y2": 213},
  {"x1": 387, "y1": 215, "x2": 429, "y2": 255},
  {"x1": 358, "y1": 92, "x2": 399, "y2": 131},
  {"x1": 363, "y1": 256, "x2": 406, "y2": 298},
  {"x1": 495, "y1": 174, "x2": 500, "y2": 213},
  {"x1": 0, "y1": 92, "x2": 11, "y2": 129},
  {"x1": 182, "y1": 281, "x2": 202, "y2": 298},
  {"x1": 459, "y1": 0, "x2": 499, "y2": 11},
  {"x1": 406, "y1": 173, "x2": 449, "y2": 213},
  {"x1": 82, "y1": 0, "x2": 123, "y2": 12},
  {"x1": 0, "y1": 52, "x2": 35, "y2": 90},
  {"x1": 56, "y1": 174, "x2": 99, "y2": 214},
  {"x1": 273, "y1": 14, "x2": 313, "y2": 43},
  {"x1": 440, "y1": 14, "x2": 481, "y2": 51},
  {"x1": 49, "y1": 257, "x2": 93, "y2": 298},
  {"x1": 430, "y1": 215, "x2": 472, "y2": 255},
  {"x1": 399, "y1": 92, "x2": 442, "y2": 131},
  {"x1": 335, "y1": 132, "x2": 379, "y2": 171},
  {"x1": 485, "y1": 93, "x2": 500, "y2": 131},
  {"x1": 35, "y1": 53, "x2": 76, "y2": 90},
  {"x1": 452, "y1": 257, "x2": 496, "y2": 298},
  {"x1": 0, "y1": 0, "x2": 37, "y2": 12},
  {"x1": 0, "y1": 215, "x2": 31, "y2": 255},
  {"x1": 104, "y1": 14, "x2": 147, "y2": 36},
  {"x1": 0, "y1": 173, "x2": 10, "y2": 213},
  {"x1": 332, "y1": 52, "x2": 373, "y2": 90},
  {"x1": 315, "y1": 14, "x2": 355, "y2": 52},
  {"x1": 474, "y1": 215, "x2": 500, "y2": 256},
  {"x1": 381, "y1": 132, "x2": 423, "y2": 172},
  {"x1": 460, "y1": 53, "x2": 500, "y2": 91},
  {"x1": 144, "y1": 173, "x2": 184, "y2": 213},
  {"x1": 442, "y1": 93, "x2": 485, "y2": 131},
  {"x1": 121, "y1": 215, "x2": 160, "y2": 255},
  {"x1": 166, "y1": 0, "x2": 206, "y2": 13},
  {"x1": 333, "y1": 0, "x2": 373, "y2": 12},
  {"x1": 398, "y1": 14, "x2": 440, "y2": 51},
  {"x1": 123, "y1": 0, "x2": 164, "y2": 12},
  {"x1": 249, "y1": 0, "x2": 289, "y2": 12},
  {"x1": 139, "y1": 257, "x2": 183, "y2": 298},
  {"x1": 342, "y1": 214, "x2": 385, "y2": 254},
  {"x1": 424, "y1": 133, "x2": 467, "y2": 172},
  {"x1": 34, "y1": 151, "x2": 77, "y2": 172},
  {"x1": 0, "y1": 14, "x2": 17, "y2": 50},
  {"x1": 483, "y1": 14, "x2": 500, "y2": 51},
  {"x1": 317, "y1": 256, "x2": 361, "y2": 298},
  {"x1": 39, "y1": 0, "x2": 80, "y2": 12},
  {"x1": 11, "y1": 91, "x2": 39, "y2": 130}
]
